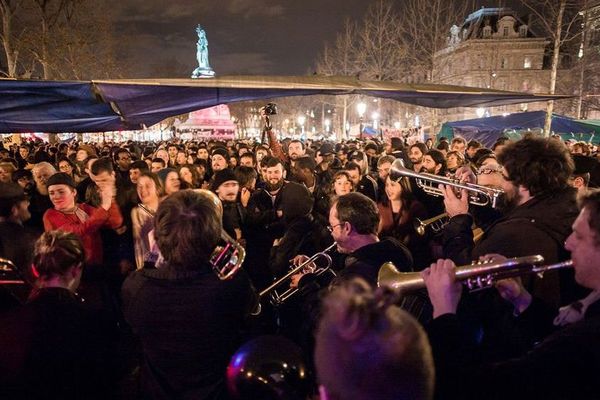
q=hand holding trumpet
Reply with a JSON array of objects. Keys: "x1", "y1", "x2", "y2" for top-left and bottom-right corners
[{"x1": 288, "y1": 254, "x2": 317, "y2": 288}]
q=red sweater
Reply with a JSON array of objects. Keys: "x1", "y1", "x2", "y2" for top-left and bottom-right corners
[{"x1": 43, "y1": 202, "x2": 123, "y2": 265}]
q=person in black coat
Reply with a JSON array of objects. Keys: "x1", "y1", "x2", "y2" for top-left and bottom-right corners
[
  {"x1": 442, "y1": 137, "x2": 580, "y2": 306},
  {"x1": 121, "y1": 190, "x2": 256, "y2": 400},
  {"x1": 244, "y1": 156, "x2": 287, "y2": 289},
  {"x1": 0, "y1": 231, "x2": 120, "y2": 400},
  {"x1": 422, "y1": 188, "x2": 600, "y2": 400},
  {"x1": 269, "y1": 182, "x2": 332, "y2": 278}
]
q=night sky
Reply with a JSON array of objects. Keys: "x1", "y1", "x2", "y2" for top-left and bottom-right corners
[
  {"x1": 110, "y1": 0, "x2": 373, "y2": 78},
  {"x1": 110, "y1": 0, "x2": 522, "y2": 79}
]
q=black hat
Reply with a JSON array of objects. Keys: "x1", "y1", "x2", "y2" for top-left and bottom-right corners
[
  {"x1": 46, "y1": 172, "x2": 75, "y2": 189},
  {"x1": 278, "y1": 182, "x2": 313, "y2": 223},
  {"x1": 319, "y1": 142, "x2": 335, "y2": 156},
  {"x1": 572, "y1": 154, "x2": 596, "y2": 175},
  {"x1": 12, "y1": 169, "x2": 32, "y2": 182},
  {"x1": 0, "y1": 182, "x2": 26, "y2": 200},
  {"x1": 364, "y1": 142, "x2": 378, "y2": 152},
  {"x1": 348, "y1": 151, "x2": 365, "y2": 161},
  {"x1": 211, "y1": 147, "x2": 229, "y2": 160},
  {"x1": 211, "y1": 169, "x2": 238, "y2": 192}
]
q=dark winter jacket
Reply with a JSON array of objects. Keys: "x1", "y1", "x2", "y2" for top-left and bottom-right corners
[
  {"x1": 122, "y1": 264, "x2": 256, "y2": 400},
  {"x1": 443, "y1": 187, "x2": 579, "y2": 306},
  {"x1": 428, "y1": 298, "x2": 600, "y2": 400}
]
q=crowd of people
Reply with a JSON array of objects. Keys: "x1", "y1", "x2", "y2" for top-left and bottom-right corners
[{"x1": 0, "y1": 124, "x2": 599, "y2": 399}]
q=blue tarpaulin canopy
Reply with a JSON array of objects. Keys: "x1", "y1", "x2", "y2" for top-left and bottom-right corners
[
  {"x1": 0, "y1": 75, "x2": 570, "y2": 133},
  {"x1": 438, "y1": 111, "x2": 600, "y2": 147}
]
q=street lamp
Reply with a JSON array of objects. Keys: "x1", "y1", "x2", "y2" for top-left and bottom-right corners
[
  {"x1": 297, "y1": 115, "x2": 306, "y2": 137},
  {"x1": 357, "y1": 102, "x2": 367, "y2": 138},
  {"x1": 371, "y1": 112, "x2": 380, "y2": 130},
  {"x1": 324, "y1": 118, "x2": 331, "y2": 133}
]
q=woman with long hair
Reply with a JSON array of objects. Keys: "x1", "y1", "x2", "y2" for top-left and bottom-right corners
[
  {"x1": 377, "y1": 175, "x2": 430, "y2": 269},
  {"x1": 131, "y1": 171, "x2": 163, "y2": 269},
  {"x1": 178, "y1": 164, "x2": 202, "y2": 189}
]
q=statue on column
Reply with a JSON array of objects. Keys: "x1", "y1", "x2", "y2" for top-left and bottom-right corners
[{"x1": 192, "y1": 24, "x2": 215, "y2": 78}]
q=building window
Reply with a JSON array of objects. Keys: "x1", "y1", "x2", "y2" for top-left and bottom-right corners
[
  {"x1": 503, "y1": 26, "x2": 509, "y2": 36},
  {"x1": 501, "y1": 57, "x2": 508, "y2": 69},
  {"x1": 519, "y1": 25, "x2": 528, "y2": 37},
  {"x1": 524, "y1": 57, "x2": 532, "y2": 69},
  {"x1": 483, "y1": 26, "x2": 492, "y2": 38}
]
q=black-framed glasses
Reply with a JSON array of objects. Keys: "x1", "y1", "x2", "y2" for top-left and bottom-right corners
[{"x1": 327, "y1": 223, "x2": 344, "y2": 233}]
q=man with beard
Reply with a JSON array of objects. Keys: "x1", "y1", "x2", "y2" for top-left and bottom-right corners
[
  {"x1": 422, "y1": 189, "x2": 600, "y2": 400},
  {"x1": 210, "y1": 147, "x2": 229, "y2": 174},
  {"x1": 409, "y1": 143, "x2": 428, "y2": 173},
  {"x1": 287, "y1": 140, "x2": 305, "y2": 170},
  {"x1": 440, "y1": 137, "x2": 580, "y2": 364},
  {"x1": 27, "y1": 162, "x2": 56, "y2": 232},
  {"x1": 422, "y1": 149, "x2": 447, "y2": 176},
  {"x1": 244, "y1": 156, "x2": 288, "y2": 289},
  {"x1": 442, "y1": 137, "x2": 577, "y2": 279},
  {"x1": 211, "y1": 169, "x2": 244, "y2": 243}
]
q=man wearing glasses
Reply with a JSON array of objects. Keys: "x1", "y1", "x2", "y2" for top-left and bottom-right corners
[
  {"x1": 440, "y1": 137, "x2": 581, "y2": 364},
  {"x1": 293, "y1": 192, "x2": 413, "y2": 289}
]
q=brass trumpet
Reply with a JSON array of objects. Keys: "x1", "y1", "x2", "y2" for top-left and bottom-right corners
[
  {"x1": 378, "y1": 255, "x2": 573, "y2": 293},
  {"x1": 390, "y1": 159, "x2": 504, "y2": 208},
  {"x1": 414, "y1": 213, "x2": 449, "y2": 236},
  {"x1": 259, "y1": 243, "x2": 337, "y2": 307}
]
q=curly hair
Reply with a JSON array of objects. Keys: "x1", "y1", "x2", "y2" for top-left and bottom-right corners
[{"x1": 497, "y1": 137, "x2": 573, "y2": 196}]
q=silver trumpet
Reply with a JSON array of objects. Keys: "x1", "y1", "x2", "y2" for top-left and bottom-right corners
[
  {"x1": 259, "y1": 242, "x2": 337, "y2": 307},
  {"x1": 390, "y1": 159, "x2": 504, "y2": 208},
  {"x1": 414, "y1": 212, "x2": 449, "y2": 236},
  {"x1": 378, "y1": 255, "x2": 573, "y2": 293}
]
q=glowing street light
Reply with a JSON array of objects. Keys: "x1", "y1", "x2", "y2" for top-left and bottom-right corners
[
  {"x1": 372, "y1": 112, "x2": 380, "y2": 130},
  {"x1": 297, "y1": 115, "x2": 306, "y2": 135},
  {"x1": 324, "y1": 118, "x2": 331, "y2": 132},
  {"x1": 394, "y1": 121, "x2": 401, "y2": 130},
  {"x1": 356, "y1": 102, "x2": 367, "y2": 118},
  {"x1": 357, "y1": 102, "x2": 367, "y2": 138},
  {"x1": 476, "y1": 107, "x2": 486, "y2": 118}
]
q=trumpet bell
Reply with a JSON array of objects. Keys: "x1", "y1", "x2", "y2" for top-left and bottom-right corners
[
  {"x1": 210, "y1": 232, "x2": 246, "y2": 280},
  {"x1": 378, "y1": 262, "x2": 424, "y2": 293}
]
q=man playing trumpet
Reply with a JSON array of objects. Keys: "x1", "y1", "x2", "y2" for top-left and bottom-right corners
[
  {"x1": 422, "y1": 189, "x2": 600, "y2": 399},
  {"x1": 442, "y1": 137, "x2": 579, "y2": 306}
]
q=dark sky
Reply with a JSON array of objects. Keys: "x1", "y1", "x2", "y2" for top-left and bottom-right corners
[
  {"x1": 109, "y1": 0, "x2": 523, "y2": 78},
  {"x1": 110, "y1": 0, "x2": 373, "y2": 78}
]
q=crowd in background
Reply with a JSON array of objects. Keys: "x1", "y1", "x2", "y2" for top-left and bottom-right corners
[{"x1": 0, "y1": 130, "x2": 599, "y2": 399}]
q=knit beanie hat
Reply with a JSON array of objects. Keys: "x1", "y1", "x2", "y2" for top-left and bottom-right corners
[
  {"x1": 210, "y1": 168, "x2": 237, "y2": 192},
  {"x1": 46, "y1": 172, "x2": 76, "y2": 188},
  {"x1": 211, "y1": 147, "x2": 229, "y2": 160},
  {"x1": 278, "y1": 182, "x2": 313, "y2": 223}
]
